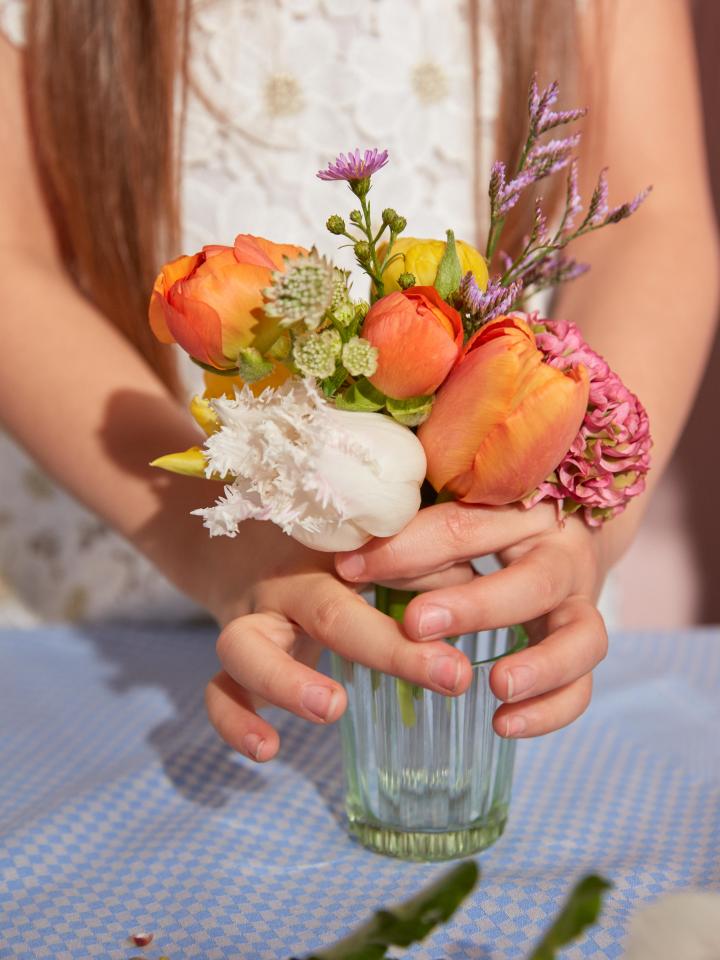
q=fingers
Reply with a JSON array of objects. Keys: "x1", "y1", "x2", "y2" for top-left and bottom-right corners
[
  {"x1": 335, "y1": 501, "x2": 557, "y2": 583},
  {"x1": 402, "y1": 544, "x2": 574, "y2": 640},
  {"x1": 376, "y1": 561, "x2": 475, "y2": 593},
  {"x1": 216, "y1": 613, "x2": 347, "y2": 724},
  {"x1": 205, "y1": 670, "x2": 280, "y2": 762},
  {"x1": 493, "y1": 675, "x2": 594, "y2": 738},
  {"x1": 491, "y1": 597, "x2": 608, "y2": 738},
  {"x1": 272, "y1": 573, "x2": 473, "y2": 696}
]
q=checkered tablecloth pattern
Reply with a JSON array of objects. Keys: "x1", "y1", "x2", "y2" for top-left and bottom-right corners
[{"x1": 1, "y1": 623, "x2": 719, "y2": 959}]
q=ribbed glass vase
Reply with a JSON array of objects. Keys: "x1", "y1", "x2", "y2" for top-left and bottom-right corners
[{"x1": 331, "y1": 628, "x2": 521, "y2": 861}]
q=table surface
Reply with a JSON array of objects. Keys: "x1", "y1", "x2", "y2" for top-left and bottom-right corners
[{"x1": 1, "y1": 623, "x2": 719, "y2": 960}]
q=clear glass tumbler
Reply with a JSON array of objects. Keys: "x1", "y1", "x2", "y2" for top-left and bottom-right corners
[{"x1": 331, "y1": 628, "x2": 521, "y2": 861}]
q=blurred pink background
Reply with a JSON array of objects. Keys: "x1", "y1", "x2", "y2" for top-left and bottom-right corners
[{"x1": 614, "y1": 0, "x2": 720, "y2": 626}]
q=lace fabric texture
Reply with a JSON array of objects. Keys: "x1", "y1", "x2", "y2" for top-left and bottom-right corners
[{"x1": 0, "y1": 0, "x2": 494, "y2": 622}]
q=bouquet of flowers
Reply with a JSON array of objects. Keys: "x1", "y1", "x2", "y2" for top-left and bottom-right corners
[{"x1": 149, "y1": 76, "x2": 651, "y2": 574}]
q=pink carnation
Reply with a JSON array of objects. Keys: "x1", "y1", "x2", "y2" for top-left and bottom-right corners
[{"x1": 524, "y1": 317, "x2": 652, "y2": 526}]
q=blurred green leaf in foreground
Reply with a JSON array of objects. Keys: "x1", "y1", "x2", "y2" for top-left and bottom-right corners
[{"x1": 296, "y1": 861, "x2": 611, "y2": 960}]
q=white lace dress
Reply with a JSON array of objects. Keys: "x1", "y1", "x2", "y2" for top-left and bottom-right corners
[{"x1": 0, "y1": 0, "x2": 497, "y2": 623}]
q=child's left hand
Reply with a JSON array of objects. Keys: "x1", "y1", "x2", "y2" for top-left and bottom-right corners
[{"x1": 336, "y1": 500, "x2": 609, "y2": 739}]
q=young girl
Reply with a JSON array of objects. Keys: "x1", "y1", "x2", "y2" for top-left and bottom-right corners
[{"x1": 0, "y1": 0, "x2": 716, "y2": 762}]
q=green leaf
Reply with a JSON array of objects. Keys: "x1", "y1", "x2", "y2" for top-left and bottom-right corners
[
  {"x1": 237, "y1": 347, "x2": 274, "y2": 383},
  {"x1": 304, "y1": 860, "x2": 479, "y2": 960},
  {"x1": 335, "y1": 378, "x2": 386, "y2": 412},
  {"x1": 433, "y1": 229, "x2": 463, "y2": 300},
  {"x1": 321, "y1": 364, "x2": 350, "y2": 397},
  {"x1": 528, "y1": 875, "x2": 612, "y2": 960},
  {"x1": 385, "y1": 394, "x2": 434, "y2": 427}
]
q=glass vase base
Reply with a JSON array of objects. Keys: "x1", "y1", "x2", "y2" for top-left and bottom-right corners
[{"x1": 348, "y1": 811, "x2": 508, "y2": 862}]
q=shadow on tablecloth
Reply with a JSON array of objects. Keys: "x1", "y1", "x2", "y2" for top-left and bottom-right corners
[{"x1": 77, "y1": 623, "x2": 346, "y2": 824}]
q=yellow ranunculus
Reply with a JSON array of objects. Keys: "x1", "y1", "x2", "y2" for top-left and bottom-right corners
[{"x1": 379, "y1": 236, "x2": 489, "y2": 293}]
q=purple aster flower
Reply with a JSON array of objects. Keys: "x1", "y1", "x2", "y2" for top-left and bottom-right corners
[{"x1": 317, "y1": 148, "x2": 389, "y2": 182}]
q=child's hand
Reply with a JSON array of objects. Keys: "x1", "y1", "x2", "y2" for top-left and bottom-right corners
[
  {"x1": 335, "y1": 501, "x2": 609, "y2": 740},
  {"x1": 203, "y1": 522, "x2": 474, "y2": 762}
]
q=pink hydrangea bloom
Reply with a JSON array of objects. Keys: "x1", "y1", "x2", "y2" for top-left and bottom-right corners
[{"x1": 523, "y1": 317, "x2": 652, "y2": 525}]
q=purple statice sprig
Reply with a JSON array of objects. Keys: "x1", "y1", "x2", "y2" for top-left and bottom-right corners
[
  {"x1": 317, "y1": 147, "x2": 405, "y2": 302},
  {"x1": 484, "y1": 75, "x2": 651, "y2": 309},
  {"x1": 458, "y1": 274, "x2": 524, "y2": 333},
  {"x1": 486, "y1": 76, "x2": 584, "y2": 259},
  {"x1": 500, "y1": 167, "x2": 652, "y2": 294},
  {"x1": 528, "y1": 75, "x2": 588, "y2": 136}
]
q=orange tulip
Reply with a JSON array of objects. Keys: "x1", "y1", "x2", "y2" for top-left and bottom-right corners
[
  {"x1": 418, "y1": 315, "x2": 590, "y2": 504},
  {"x1": 361, "y1": 286, "x2": 463, "y2": 399},
  {"x1": 149, "y1": 234, "x2": 304, "y2": 370}
]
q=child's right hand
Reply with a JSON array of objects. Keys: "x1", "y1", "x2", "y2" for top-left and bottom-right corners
[{"x1": 202, "y1": 521, "x2": 474, "y2": 762}]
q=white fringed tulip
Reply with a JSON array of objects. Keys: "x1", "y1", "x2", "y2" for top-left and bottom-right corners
[{"x1": 194, "y1": 380, "x2": 426, "y2": 551}]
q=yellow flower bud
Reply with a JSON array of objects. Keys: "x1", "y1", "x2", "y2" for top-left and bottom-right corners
[{"x1": 380, "y1": 236, "x2": 489, "y2": 293}]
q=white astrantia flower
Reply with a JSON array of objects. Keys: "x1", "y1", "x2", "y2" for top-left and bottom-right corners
[{"x1": 193, "y1": 379, "x2": 426, "y2": 551}]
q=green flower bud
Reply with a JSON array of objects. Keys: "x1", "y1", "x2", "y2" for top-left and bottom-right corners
[
  {"x1": 349, "y1": 210, "x2": 363, "y2": 225},
  {"x1": 237, "y1": 347, "x2": 274, "y2": 383},
  {"x1": 391, "y1": 215, "x2": 407, "y2": 234},
  {"x1": 342, "y1": 336, "x2": 379, "y2": 378},
  {"x1": 292, "y1": 329, "x2": 342, "y2": 380},
  {"x1": 326, "y1": 214, "x2": 346, "y2": 235},
  {"x1": 332, "y1": 302, "x2": 355, "y2": 327},
  {"x1": 382, "y1": 207, "x2": 398, "y2": 225},
  {"x1": 354, "y1": 241, "x2": 371, "y2": 263},
  {"x1": 398, "y1": 272, "x2": 416, "y2": 290}
]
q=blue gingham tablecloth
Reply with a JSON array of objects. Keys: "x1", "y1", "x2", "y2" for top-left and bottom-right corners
[{"x1": 1, "y1": 623, "x2": 719, "y2": 960}]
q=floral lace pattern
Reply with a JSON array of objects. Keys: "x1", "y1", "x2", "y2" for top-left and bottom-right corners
[{"x1": 0, "y1": 0, "x2": 495, "y2": 622}]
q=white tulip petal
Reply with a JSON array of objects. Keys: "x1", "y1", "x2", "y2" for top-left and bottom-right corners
[{"x1": 194, "y1": 380, "x2": 425, "y2": 552}]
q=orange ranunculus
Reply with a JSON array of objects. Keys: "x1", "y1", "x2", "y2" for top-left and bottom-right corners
[
  {"x1": 149, "y1": 234, "x2": 304, "y2": 370},
  {"x1": 418, "y1": 315, "x2": 590, "y2": 504},
  {"x1": 360, "y1": 286, "x2": 463, "y2": 399}
]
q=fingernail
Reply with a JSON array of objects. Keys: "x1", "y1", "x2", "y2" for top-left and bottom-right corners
[
  {"x1": 336, "y1": 553, "x2": 366, "y2": 581},
  {"x1": 504, "y1": 715, "x2": 527, "y2": 738},
  {"x1": 417, "y1": 605, "x2": 452, "y2": 639},
  {"x1": 301, "y1": 684, "x2": 337, "y2": 721},
  {"x1": 243, "y1": 733, "x2": 267, "y2": 761},
  {"x1": 429, "y1": 655, "x2": 461, "y2": 693},
  {"x1": 505, "y1": 665, "x2": 536, "y2": 701}
]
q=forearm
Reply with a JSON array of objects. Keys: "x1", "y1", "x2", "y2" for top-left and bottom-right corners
[
  {"x1": 0, "y1": 254, "x2": 242, "y2": 608},
  {"x1": 551, "y1": 0, "x2": 719, "y2": 570},
  {"x1": 553, "y1": 208, "x2": 719, "y2": 567}
]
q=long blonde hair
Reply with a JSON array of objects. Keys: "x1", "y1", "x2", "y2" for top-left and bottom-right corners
[{"x1": 22, "y1": 0, "x2": 580, "y2": 389}]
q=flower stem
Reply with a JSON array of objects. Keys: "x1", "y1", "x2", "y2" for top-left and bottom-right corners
[
  {"x1": 375, "y1": 585, "x2": 419, "y2": 727},
  {"x1": 359, "y1": 194, "x2": 385, "y2": 300}
]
